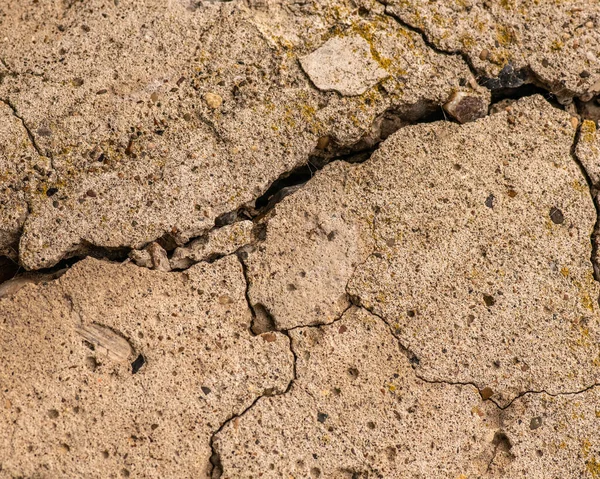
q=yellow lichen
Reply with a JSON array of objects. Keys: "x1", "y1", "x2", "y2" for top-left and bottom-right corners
[{"x1": 581, "y1": 120, "x2": 597, "y2": 143}]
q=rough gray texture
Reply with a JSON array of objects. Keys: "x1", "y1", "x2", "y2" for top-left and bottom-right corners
[{"x1": 0, "y1": 256, "x2": 293, "y2": 478}]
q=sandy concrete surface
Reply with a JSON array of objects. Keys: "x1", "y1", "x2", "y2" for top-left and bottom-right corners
[{"x1": 2, "y1": 1, "x2": 600, "y2": 478}]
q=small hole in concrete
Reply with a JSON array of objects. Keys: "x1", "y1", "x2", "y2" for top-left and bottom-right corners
[{"x1": 131, "y1": 354, "x2": 145, "y2": 374}]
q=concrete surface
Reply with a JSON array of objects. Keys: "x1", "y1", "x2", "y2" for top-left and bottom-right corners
[
  {"x1": 0, "y1": 256, "x2": 293, "y2": 478},
  {"x1": 2, "y1": 1, "x2": 600, "y2": 478}
]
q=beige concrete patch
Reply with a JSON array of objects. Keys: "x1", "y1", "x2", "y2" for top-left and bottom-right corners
[
  {"x1": 247, "y1": 95, "x2": 599, "y2": 406},
  {"x1": 214, "y1": 307, "x2": 500, "y2": 478},
  {"x1": 0, "y1": 102, "x2": 47, "y2": 258},
  {"x1": 577, "y1": 119, "x2": 600, "y2": 186},
  {"x1": 491, "y1": 388, "x2": 600, "y2": 478},
  {"x1": 0, "y1": 256, "x2": 293, "y2": 478}
]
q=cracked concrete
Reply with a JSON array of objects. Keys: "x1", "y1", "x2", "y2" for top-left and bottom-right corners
[
  {"x1": 3, "y1": 0, "x2": 600, "y2": 478},
  {"x1": 247, "y1": 95, "x2": 599, "y2": 407},
  {"x1": 383, "y1": 0, "x2": 600, "y2": 100},
  {"x1": 214, "y1": 307, "x2": 501, "y2": 478},
  {"x1": 0, "y1": 0, "x2": 485, "y2": 271},
  {"x1": 0, "y1": 256, "x2": 293, "y2": 478}
]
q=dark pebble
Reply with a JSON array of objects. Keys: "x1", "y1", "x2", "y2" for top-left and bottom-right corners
[
  {"x1": 530, "y1": 416, "x2": 543, "y2": 430},
  {"x1": 549, "y1": 207, "x2": 564, "y2": 224},
  {"x1": 483, "y1": 294, "x2": 495, "y2": 307}
]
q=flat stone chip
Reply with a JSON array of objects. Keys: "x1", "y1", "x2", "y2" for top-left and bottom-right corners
[
  {"x1": 300, "y1": 35, "x2": 390, "y2": 96},
  {"x1": 0, "y1": 256, "x2": 293, "y2": 478},
  {"x1": 247, "y1": 95, "x2": 600, "y2": 406}
]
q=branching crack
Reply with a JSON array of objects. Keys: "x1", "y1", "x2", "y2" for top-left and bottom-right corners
[{"x1": 207, "y1": 256, "x2": 298, "y2": 479}]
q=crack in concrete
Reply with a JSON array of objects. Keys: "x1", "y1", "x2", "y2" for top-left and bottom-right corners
[
  {"x1": 0, "y1": 97, "x2": 46, "y2": 161},
  {"x1": 378, "y1": 3, "x2": 485, "y2": 88},
  {"x1": 378, "y1": 2, "x2": 588, "y2": 104},
  {"x1": 571, "y1": 123, "x2": 600, "y2": 282},
  {"x1": 207, "y1": 256, "x2": 297, "y2": 479},
  {"x1": 202, "y1": 94, "x2": 600, "y2": 472}
]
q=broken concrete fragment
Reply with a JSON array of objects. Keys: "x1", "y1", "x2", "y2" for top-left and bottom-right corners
[
  {"x1": 247, "y1": 166, "x2": 375, "y2": 329},
  {"x1": 146, "y1": 242, "x2": 170, "y2": 272},
  {"x1": 130, "y1": 242, "x2": 170, "y2": 271},
  {"x1": 300, "y1": 35, "x2": 389, "y2": 96},
  {"x1": 443, "y1": 90, "x2": 489, "y2": 124},
  {"x1": 214, "y1": 307, "x2": 500, "y2": 477},
  {"x1": 129, "y1": 248, "x2": 153, "y2": 269},
  {"x1": 75, "y1": 323, "x2": 133, "y2": 363},
  {"x1": 577, "y1": 119, "x2": 600, "y2": 186},
  {"x1": 170, "y1": 221, "x2": 254, "y2": 270},
  {"x1": 384, "y1": 0, "x2": 600, "y2": 99},
  {"x1": 0, "y1": 256, "x2": 293, "y2": 478},
  {"x1": 248, "y1": 95, "x2": 599, "y2": 406}
]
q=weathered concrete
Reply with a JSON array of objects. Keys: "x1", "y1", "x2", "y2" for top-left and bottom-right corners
[
  {"x1": 248, "y1": 95, "x2": 599, "y2": 406},
  {"x1": 214, "y1": 307, "x2": 501, "y2": 478},
  {"x1": 384, "y1": 0, "x2": 600, "y2": 100},
  {"x1": 170, "y1": 221, "x2": 254, "y2": 270},
  {"x1": 0, "y1": 102, "x2": 47, "y2": 259},
  {"x1": 3, "y1": 1, "x2": 600, "y2": 477},
  {"x1": 0, "y1": 0, "x2": 485, "y2": 270},
  {"x1": 0, "y1": 256, "x2": 293, "y2": 478},
  {"x1": 491, "y1": 388, "x2": 600, "y2": 478},
  {"x1": 578, "y1": 119, "x2": 600, "y2": 186}
]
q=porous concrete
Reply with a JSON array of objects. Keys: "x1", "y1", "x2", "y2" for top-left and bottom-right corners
[
  {"x1": 3, "y1": 1, "x2": 600, "y2": 478},
  {"x1": 0, "y1": 256, "x2": 293, "y2": 478}
]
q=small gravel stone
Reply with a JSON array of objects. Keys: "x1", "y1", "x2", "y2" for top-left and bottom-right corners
[{"x1": 204, "y1": 92, "x2": 223, "y2": 109}]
